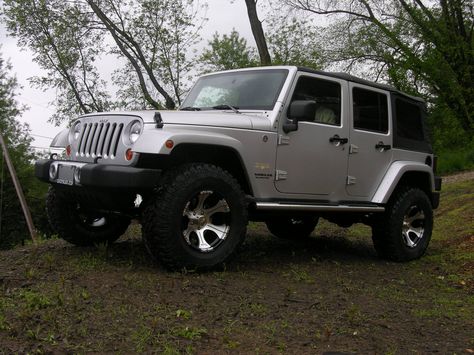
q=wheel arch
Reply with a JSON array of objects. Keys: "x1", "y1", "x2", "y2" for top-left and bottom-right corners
[
  {"x1": 172, "y1": 144, "x2": 253, "y2": 195},
  {"x1": 372, "y1": 161, "x2": 434, "y2": 205}
]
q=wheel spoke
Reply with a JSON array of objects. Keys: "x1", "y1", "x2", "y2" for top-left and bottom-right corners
[
  {"x1": 204, "y1": 199, "x2": 229, "y2": 217},
  {"x1": 196, "y1": 191, "x2": 212, "y2": 211},
  {"x1": 204, "y1": 224, "x2": 228, "y2": 240},
  {"x1": 402, "y1": 230, "x2": 415, "y2": 248},
  {"x1": 408, "y1": 226, "x2": 423, "y2": 239},
  {"x1": 183, "y1": 227, "x2": 193, "y2": 244},
  {"x1": 406, "y1": 211, "x2": 424, "y2": 224},
  {"x1": 196, "y1": 229, "x2": 213, "y2": 251}
]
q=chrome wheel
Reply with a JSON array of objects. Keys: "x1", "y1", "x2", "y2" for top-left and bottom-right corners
[
  {"x1": 182, "y1": 190, "x2": 231, "y2": 253},
  {"x1": 402, "y1": 205, "x2": 425, "y2": 248}
]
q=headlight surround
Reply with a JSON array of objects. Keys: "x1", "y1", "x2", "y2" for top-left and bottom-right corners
[{"x1": 127, "y1": 120, "x2": 143, "y2": 144}]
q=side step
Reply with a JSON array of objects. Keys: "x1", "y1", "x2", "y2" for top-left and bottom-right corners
[{"x1": 255, "y1": 202, "x2": 384, "y2": 213}]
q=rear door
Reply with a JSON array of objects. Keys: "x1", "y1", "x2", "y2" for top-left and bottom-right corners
[{"x1": 347, "y1": 84, "x2": 393, "y2": 198}]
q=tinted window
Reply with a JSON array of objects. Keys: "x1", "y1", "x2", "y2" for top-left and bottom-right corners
[
  {"x1": 291, "y1": 76, "x2": 341, "y2": 125},
  {"x1": 353, "y1": 88, "x2": 388, "y2": 133},
  {"x1": 395, "y1": 99, "x2": 424, "y2": 140}
]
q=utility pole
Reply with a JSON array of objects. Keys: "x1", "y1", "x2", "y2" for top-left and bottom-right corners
[{"x1": 0, "y1": 133, "x2": 37, "y2": 243}]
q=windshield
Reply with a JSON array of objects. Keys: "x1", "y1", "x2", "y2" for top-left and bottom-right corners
[{"x1": 181, "y1": 69, "x2": 289, "y2": 111}]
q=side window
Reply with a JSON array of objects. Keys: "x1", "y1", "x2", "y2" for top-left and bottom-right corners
[
  {"x1": 353, "y1": 88, "x2": 388, "y2": 133},
  {"x1": 291, "y1": 76, "x2": 341, "y2": 126},
  {"x1": 395, "y1": 98, "x2": 424, "y2": 140}
]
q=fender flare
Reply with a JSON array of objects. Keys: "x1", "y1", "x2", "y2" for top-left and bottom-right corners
[
  {"x1": 371, "y1": 161, "x2": 435, "y2": 204},
  {"x1": 51, "y1": 129, "x2": 69, "y2": 148}
]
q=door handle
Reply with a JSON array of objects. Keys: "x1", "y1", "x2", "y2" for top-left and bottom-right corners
[
  {"x1": 375, "y1": 142, "x2": 391, "y2": 151},
  {"x1": 329, "y1": 135, "x2": 348, "y2": 145}
]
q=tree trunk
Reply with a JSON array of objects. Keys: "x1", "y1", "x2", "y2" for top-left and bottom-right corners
[{"x1": 244, "y1": 0, "x2": 271, "y2": 66}]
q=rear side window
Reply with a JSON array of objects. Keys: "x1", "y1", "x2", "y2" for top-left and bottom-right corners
[
  {"x1": 353, "y1": 88, "x2": 388, "y2": 133},
  {"x1": 395, "y1": 98, "x2": 424, "y2": 140}
]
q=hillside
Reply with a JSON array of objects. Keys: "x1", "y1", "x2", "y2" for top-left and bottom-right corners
[{"x1": 0, "y1": 175, "x2": 472, "y2": 353}]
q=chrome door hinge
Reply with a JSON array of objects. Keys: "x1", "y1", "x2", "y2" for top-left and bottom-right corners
[
  {"x1": 347, "y1": 175, "x2": 356, "y2": 185},
  {"x1": 349, "y1": 144, "x2": 359, "y2": 154},
  {"x1": 278, "y1": 135, "x2": 290, "y2": 145},
  {"x1": 275, "y1": 170, "x2": 288, "y2": 181}
]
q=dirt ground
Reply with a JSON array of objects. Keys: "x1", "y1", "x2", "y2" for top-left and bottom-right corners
[{"x1": 0, "y1": 176, "x2": 472, "y2": 354}]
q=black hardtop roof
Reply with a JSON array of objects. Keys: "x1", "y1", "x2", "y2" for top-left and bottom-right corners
[{"x1": 298, "y1": 67, "x2": 425, "y2": 103}]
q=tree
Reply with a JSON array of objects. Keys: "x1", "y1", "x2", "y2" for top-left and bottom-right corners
[
  {"x1": 199, "y1": 30, "x2": 258, "y2": 72},
  {"x1": 266, "y1": 14, "x2": 324, "y2": 68},
  {"x1": 0, "y1": 52, "x2": 50, "y2": 248},
  {"x1": 244, "y1": 0, "x2": 272, "y2": 65},
  {"x1": 4, "y1": 0, "x2": 111, "y2": 125},
  {"x1": 4, "y1": 0, "x2": 206, "y2": 121},
  {"x1": 283, "y1": 0, "x2": 474, "y2": 143}
]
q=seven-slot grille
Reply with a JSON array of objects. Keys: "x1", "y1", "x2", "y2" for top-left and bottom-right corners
[{"x1": 76, "y1": 121, "x2": 124, "y2": 159}]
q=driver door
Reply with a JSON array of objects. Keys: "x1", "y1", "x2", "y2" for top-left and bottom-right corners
[{"x1": 275, "y1": 73, "x2": 350, "y2": 199}]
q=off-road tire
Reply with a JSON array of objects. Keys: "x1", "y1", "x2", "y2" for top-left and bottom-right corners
[
  {"x1": 372, "y1": 187, "x2": 433, "y2": 261},
  {"x1": 142, "y1": 164, "x2": 248, "y2": 270},
  {"x1": 265, "y1": 217, "x2": 319, "y2": 240},
  {"x1": 46, "y1": 187, "x2": 130, "y2": 246}
]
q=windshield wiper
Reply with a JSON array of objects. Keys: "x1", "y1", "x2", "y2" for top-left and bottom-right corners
[
  {"x1": 180, "y1": 106, "x2": 201, "y2": 111},
  {"x1": 211, "y1": 104, "x2": 241, "y2": 114}
]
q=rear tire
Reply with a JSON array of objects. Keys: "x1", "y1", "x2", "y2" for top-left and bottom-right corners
[
  {"x1": 265, "y1": 217, "x2": 318, "y2": 240},
  {"x1": 46, "y1": 187, "x2": 130, "y2": 246},
  {"x1": 372, "y1": 187, "x2": 433, "y2": 261},
  {"x1": 142, "y1": 164, "x2": 248, "y2": 270}
]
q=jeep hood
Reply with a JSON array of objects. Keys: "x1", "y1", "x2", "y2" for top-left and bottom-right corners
[
  {"x1": 80, "y1": 110, "x2": 273, "y2": 130},
  {"x1": 80, "y1": 110, "x2": 272, "y2": 130}
]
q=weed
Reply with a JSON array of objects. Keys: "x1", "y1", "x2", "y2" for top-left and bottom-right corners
[
  {"x1": 224, "y1": 337, "x2": 241, "y2": 349},
  {"x1": 20, "y1": 290, "x2": 52, "y2": 310},
  {"x1": 172, "y1": 326, "x2": 207, "y2": 340},
  {"x1": 162, "y1": 343, "x2": 180, "y2": 355},
  {"x1": 131, "y1": 325, "x2": 153, "y2": 353},
  {"x1": 175, "y1": 309, "x2": 192, "y2": 320},
  {"x1": 289, "y1": 265, "x2": 314, "y2": 283},
  {"x1": 42, "y1": 253, "x2": 56, "y2": 270},
  {"x1": 345, "y1": 303, "x2": 363, "y2": 324},
  {"x1": 249, "y1": 302, "x2": 267, "y2": 317}
]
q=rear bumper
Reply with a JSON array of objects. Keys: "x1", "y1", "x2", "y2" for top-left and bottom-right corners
[
  {"x1": 432, "y1": 176, "x2": 442, "y2": 209},
  {"x1": 35, "y1": 159, "x2": 161, "y2": 189}
]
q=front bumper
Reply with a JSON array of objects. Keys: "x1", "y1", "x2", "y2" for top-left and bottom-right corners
[{"x1": 35, "y1": 159, "x2": 161, "y2": 189}]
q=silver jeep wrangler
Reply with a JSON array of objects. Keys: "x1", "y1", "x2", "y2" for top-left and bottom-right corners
[{"x1": 35, "y1": 66, "x2": 442, "y2": 270}]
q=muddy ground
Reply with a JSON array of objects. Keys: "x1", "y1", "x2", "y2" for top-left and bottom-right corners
[{"x1": 0, "y1": 176, "x2": 472, "y2": 354}]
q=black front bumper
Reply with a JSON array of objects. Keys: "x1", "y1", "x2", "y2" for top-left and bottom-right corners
[{"x1": 35, "y1": 159, "x2": 162, "y2": 189}]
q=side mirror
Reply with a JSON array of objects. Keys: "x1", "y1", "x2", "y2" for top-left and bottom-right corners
[{"x1": 283, "y1": 100, "x2": 317, "y2": 133}]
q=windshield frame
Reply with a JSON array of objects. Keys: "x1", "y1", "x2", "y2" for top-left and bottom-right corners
[{"x1": 181, "y1": 68, "x2": 290, "y2": 111}]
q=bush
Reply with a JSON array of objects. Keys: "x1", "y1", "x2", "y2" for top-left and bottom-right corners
[{"x1": 436, "y1": 145, "x2": 474, "y2": 175}]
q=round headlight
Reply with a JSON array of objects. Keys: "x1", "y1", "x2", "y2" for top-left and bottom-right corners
[
  {"x1": 129, "y1": 121, "x2": 143, "y2": 144},
  {"x1": 72, "y1": 121, "x2": 82, "y2": 140}
]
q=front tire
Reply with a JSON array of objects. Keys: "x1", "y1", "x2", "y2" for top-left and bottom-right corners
[
  {"x1": 142, "y1": 164, "x2": 248, "y2": 270},
  {"x1": 372, "y1": 187, "x2": 433, "y2": 261},
  {"x1": 46, "y1": 187, "x2": 130, "y2": 246},
  {"x1": 265, "y1": 217, "x2": 319, "y2": 240}
]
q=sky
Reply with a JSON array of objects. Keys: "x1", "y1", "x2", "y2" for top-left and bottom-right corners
[{"x1": 0, "y1": 0, "x2": 256, "y2": 152}]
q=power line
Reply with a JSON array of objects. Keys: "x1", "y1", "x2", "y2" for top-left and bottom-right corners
[{"x1": 31, "y1": 133, "x2": 54, "y2": 140}]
